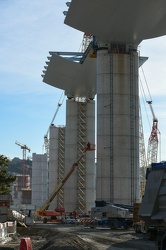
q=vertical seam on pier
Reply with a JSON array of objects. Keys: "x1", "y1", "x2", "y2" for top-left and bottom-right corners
[
  {"x1": 110, "y1": 51, "x2": 114, "y2": 203},
  {"x1": 130, "y1": 51, "x2": 135, "y2": 205}
]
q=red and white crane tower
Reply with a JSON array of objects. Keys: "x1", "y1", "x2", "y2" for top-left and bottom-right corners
[
  {"x1": 15, "y1": 140, "x2": 30, "y2": 189},
  {"x1": 146, "y1": 101, "x2": 160, "y2": 166},
  {"x1": 81, "y1": 33, "x2": 93, "y2": 52}
]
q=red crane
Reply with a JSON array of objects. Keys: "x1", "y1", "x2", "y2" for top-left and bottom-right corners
[
  {"x1": 146, "y1": 101, "x2": 160, "y2": 166},
  {"x1": 15, "y1": 141, "x2": 30, "y2": 189},
  {"x1": 81, "y1": 33, "x2": 93, "y2": 52}
]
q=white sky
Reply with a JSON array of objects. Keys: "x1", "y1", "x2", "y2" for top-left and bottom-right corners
[{"x1": 0, "y1": 0, "x2": 166, "y2": 161}]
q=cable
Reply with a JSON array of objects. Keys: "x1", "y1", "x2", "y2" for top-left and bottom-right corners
[
  {"x1": 140, "y1": 67, "x2": 152, "y2": 102},
  {"x1": 139, "y1": 77, "x2": 151, "y2": 130}
]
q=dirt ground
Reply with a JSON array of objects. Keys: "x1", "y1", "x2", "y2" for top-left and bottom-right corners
[{"x1": 0, "y1": 224, "x2": 157, "y2": 250}]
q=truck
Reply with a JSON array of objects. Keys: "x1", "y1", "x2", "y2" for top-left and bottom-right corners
[
  {"x1": 36, "y1": 142, "x2": 95, "y2": 223},
  {"x1": 138, "y1": 161, "x2": 166, "y2": 249},
  {"x1": 91, "y1": 200, "x2": 133, "y2": 229}
]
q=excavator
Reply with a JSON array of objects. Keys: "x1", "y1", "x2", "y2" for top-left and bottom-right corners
[{"x1": 36, "y1": 142, "x2": 95, "y2": 223}]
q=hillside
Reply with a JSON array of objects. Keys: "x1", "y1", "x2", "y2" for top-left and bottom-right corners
[{"x1": 8, "y1": 158, "x2": 32, "y2": 175}]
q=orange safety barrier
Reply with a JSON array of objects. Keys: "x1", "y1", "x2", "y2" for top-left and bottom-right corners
[
  {"x1": 19, "y1": 238, "x2": 32, "y2": 250},
  {"x1": 80, "y1": 219, "x2": 94, "y2": 223}
]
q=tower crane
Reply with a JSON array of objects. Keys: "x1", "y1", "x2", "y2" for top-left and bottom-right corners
[
  {"x1": 80, "y1": 33, "x2": 97, "y2": 63},
  {"x1": 43, "y1": 91, "x2": 65, "y2": 157},
  {"x1": 146, "y1": 101, "x2": 160, "y2": 166},
  {"x1": 139, "y1": 102, "x2": 147, "y2": 200},
  {"x1": 15, "y1": 141, "x2": 30, "y2": 189}
]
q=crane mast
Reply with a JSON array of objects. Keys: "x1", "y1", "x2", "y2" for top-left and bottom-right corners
[
  {"x1": 81, "y1": 33, "x2": 93, "y2": 52},
  {"x1": 139, "y1": 103, "x2": 147, "y2": 199},
  {"x1": 146, "y1": 101, "x2": 160, "y2": 166}
]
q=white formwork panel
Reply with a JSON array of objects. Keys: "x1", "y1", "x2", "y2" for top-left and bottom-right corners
[
  {"x1": 96, "y1": 49, "x2": 140, "y2": 205},
  {"x1": 64, "y1": 99, "x2": 96, "y2": 213},
  {"x1": 32, "y1": 153, "x2": 48, "y2": 210}
]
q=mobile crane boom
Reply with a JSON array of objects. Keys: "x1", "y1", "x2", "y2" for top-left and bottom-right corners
[
  {"x1": 36, "y1": 142, "x2": 95, "y2": 216},
  {"x1": 146, "y1": 101, "x2": 157, "y2": 121},
  {"x1": 43, "y1": 91, "x2": 65, "y2": 156}
]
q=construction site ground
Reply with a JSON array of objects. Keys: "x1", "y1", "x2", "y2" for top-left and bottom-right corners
[{"x1": 0, "y1": 222, "x2": 157, "y2": 250}]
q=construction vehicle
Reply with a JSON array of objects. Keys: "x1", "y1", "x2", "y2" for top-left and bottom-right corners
[
  {"x1": 138, "y1": 161, "x2": 166, "y2": 249},
  {"x1": 40, "y1": 210, "x2": 61, "y2": 224},
  {"x1": 36, "y1": 142, "x2": 95, "y2": 223},
  {"x1": 91, "y1": 200, "x2": 133, "y2": 229}
]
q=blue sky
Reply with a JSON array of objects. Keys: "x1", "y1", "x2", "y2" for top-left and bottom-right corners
[{"x1": 0, "y1": 1, "x2": 166, "y2": 162}]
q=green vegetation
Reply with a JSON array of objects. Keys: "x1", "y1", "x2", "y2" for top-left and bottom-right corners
[
  {"x1": 0, "y1": 155, "x2": 16, "y2": 195},
  {"x1": 8, "y1": 158, "x2": 32, "y2": 175}
]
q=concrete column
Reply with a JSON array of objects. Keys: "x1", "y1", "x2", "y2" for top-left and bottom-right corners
[
  {"x1": 49, "y1": 125, "x2": 65, "y2": 210},
  {"x1": 96, "y1": 47, "x2": 140, "y2": 205},
  {"x1": 64, "y1": 99, "x2": 96, "y2": 213},
  {"x1": 32, "y1": 153, "x2": 48, "y2": 210}
]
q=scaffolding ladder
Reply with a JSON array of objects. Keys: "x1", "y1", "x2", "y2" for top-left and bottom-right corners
[
  {"x1": 77, "y1": 101, "x2": 87, "y2": 213},
  {"x1": 57, "y1": 127, "x2": 65, "y2": 209}
]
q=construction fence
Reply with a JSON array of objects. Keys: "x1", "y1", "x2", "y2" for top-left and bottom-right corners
[{"x1": 0, "y1": 221, "x2": 17, "y2": 241}]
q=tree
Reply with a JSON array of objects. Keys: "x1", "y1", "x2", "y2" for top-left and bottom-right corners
[{"x1": 0, "y1": 155, "x2": 16, "y2": 195}]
